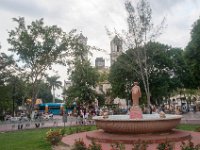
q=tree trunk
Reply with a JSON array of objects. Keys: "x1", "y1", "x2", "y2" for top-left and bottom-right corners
[{"x1": 53, "y1": 86, "x2": 55, "y2": 103}]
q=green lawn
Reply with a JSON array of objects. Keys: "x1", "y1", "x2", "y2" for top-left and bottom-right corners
[
  {"x1": 0, "y1": 124, "x2": 199, "y2": 150},
  {"x1": 176, "y1": 124, "x2": 200, "y2": 131},
  {"x1": 0, "y1": 125, "x2": 96, "y2": 150},
  {"x1": 0, "y1": 128, "x2": 51, "y2": 150}
]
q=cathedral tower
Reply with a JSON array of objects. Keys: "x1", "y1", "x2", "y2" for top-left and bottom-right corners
[{"x1": 110, "y1": 35, "x2": 123, "y2": 66}]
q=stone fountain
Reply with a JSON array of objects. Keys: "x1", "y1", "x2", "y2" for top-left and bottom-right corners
[
  {"x1": 92, "y1": 114, "x2": 182, "y2": 134},
  {"x1": 87, "y1": 82, "x2": 190, "y2": 144}
]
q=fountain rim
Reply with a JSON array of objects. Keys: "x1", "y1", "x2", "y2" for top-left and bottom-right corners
[{"x1": 93, "y1": 114, "x2": 182, "y2": 122}]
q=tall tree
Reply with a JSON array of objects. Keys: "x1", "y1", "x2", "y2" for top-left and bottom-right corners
[
  {"x1": 117, "y1": 0, "x2": 165, "y2": 108},
  {"x1": 109, "y1": 42, "x2": 184, "y2": 105},
  {"x1": 37, "y1": 80, "x2": 53, "y2": 103},
  {"x1": 0, "y1": 46, "x2": 19, "y2": 116},
  {"x1": 46, "y1": 75, "x2": 62, "y2": 103},
  {"x1": 7, "y1": 17, "x2": 72, "y2": 111},
  {"x1": 64, "y1": 34, "x2": 99, "y2": 105},
  {"x1": 184, "y1": 17, "x2": 200, "y2": 88}
]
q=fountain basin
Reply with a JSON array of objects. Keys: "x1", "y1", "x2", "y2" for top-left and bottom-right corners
[{"x1": 93, "y1": 114, "x2": 182, "y2": 134}]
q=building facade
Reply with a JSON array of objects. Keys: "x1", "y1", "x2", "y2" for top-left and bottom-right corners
[
  {"x1": 110, "y1": 35, "x2": 123, "y2": 66},
  {"x1": 95, "y1": 57, "x2": 105, "y2": 69}
]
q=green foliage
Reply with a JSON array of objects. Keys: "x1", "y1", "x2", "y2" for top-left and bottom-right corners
[
  {"x1": 71, "y1": 139, "x2": 87, "y2": 150},
  {"x1": 60, "y1": 128, "x2": 66, "y2": 136},
  {"x1": 122, "y1": 0, "x2": 166, "y2": 107},
  {"x1": 95, "y1": 93, "x2": 105, "y2": 107},
  {"x1": 110, "y1": 143, "x2": 125, "y2": 150},
  {"x1": 109, "y1": 41, "x2": 187, "y2": 104},
  {"x1": 37, "y1": 81, "x2": 53, "y2": 103},
  {"x1": 195, "y1": 127, "x2": 200, "y2": 132},
  {"x1": 98, "y1": 70, "x2": 109, "y2": 82},
  {"x1": 46, "y1": 75, "x2": 62, "y2": 102},
  {"x1": 7, "y1": 17, "x2": 72, "y2": 108},
  {"x1": 0, "y1": 52, "x2": 17, "y2": 115},
  {"x1": 176, "y1": 124, "x2": 200, "y2": 131},
  {"x1": 66, "y1": 59, "x2": 99, "y2": 104},
  {"x1": 184, "y1": 17, "x2": 200, "y2": 88},
  {"x1": 109, "y1": 52, "x2": 136, "y2": 99},
  {"x1": 132, "y1": 140, "x2": 148, "y2": 150},
  {"x1": 157, "y1": 140, "x2": 174, "y2": 150},
  {"x1": 88, "y1": 140, "x2": 102, "y2": 150},
  {"x1": 180, "y1": 139, "x2": 200, "y2": 150},
  {"x1": 0, "y1": 52, "x2": 16, "y2": 84},
  {"x1": 46, "y1": 129, "x2": 62, "y2": 145},
  {"x1": 66, "y1": 125, "x2": 96, "y2": 135},
  {"x1": 0, "y1": 128, "x2": 51, "y2": 150},
  {"x1": 0, "y1": 126, "x2": 96, "y2": 149}
]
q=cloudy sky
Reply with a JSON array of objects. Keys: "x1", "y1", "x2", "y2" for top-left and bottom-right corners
[{"x1": 0, "y1": 0, "x2": 200, "y2": 97}]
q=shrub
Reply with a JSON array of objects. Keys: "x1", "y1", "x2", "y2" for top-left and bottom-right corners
[
  {"x1": 180, "y1": 139, "x2": 200, "y2": 150},
  {"x1": 71, "y1": 138, "x2": 87, "y2": 150},
  {"x1": 110, "y1": 142, "x2": 125, "y2": 150},
  {"x1": 132, "y1": 140, "x2": 148, "y2": 150},
  {"x1": 60, "y1": 128, "x2": 66, "y2": 136},
  {"x1": 157, "y1": 139, "x2": 174, "y2": 150},
  {"x1": 88, "y1": 140, "x2": 102, "y2": 150},
  {"x1": 46, "y1": 129, "x2": 62, "y2": 145},
  {"x1": 195, "y1": 127, "x2": 200, "y2": 132}
]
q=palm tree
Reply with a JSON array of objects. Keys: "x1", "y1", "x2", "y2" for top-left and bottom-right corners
[{"x1": 46, "y1": 75, "x2": 62, "y2": 103}]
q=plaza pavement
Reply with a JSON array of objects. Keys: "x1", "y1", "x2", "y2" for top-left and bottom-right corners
[{"x1": 0, "y1": 111, "x2": 199, "y2": 132}]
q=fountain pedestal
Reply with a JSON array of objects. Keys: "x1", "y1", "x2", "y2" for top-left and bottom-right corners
[{"x1": 129, "y1": 105, "x2": 143, "y2": 119}]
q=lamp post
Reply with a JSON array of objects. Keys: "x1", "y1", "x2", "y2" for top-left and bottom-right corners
[
  {"x1": 125, "y1": 78, "x2": 130, "y2": 109},
  {"x1": 12, "y1": 76, "x2": 16, "y2": 117}
]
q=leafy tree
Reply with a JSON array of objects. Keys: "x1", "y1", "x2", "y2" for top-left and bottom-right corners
[
  {"x1": 169, "y1": 48, "x2": 194, "y2": 89},
  {"x1": 122, "y1": 0, "x2": 166, "y2": 106},
  {"x1": 0, "y1": 84, "x2": 12, "y2": 116},
  {"x1": 0, "y1": 75, "x2": 29, "y2": 117},
  {"x1": 98, "y1": 70, "x2": 109, "y2": 82},
  {"x1": 109, "y1": 51, "x2": 137, "y2": 99},
  {"x1": 46, "y1": 75, "x2": 62, "y2": 103},
  {"x1": 109, "y1": 42, "x2": 187, "y2": 105},
  {"x1": 7, "y1": 17, "x2": 72, "y2": 111},
  {"x1": 184, "y1": 17, "x2": 200, "y2": 87},
  {"x1": 110, "y1": 0, "x2": 165, "y2": 108},
  {"x1": 37, "y1": 80, "x2": 53, "y2": 103},
  {"x1": 64, "y1": 34, "x2": 99, "y2": 105},
  {"x1": 0, "y1": 47, "x2": 18, "y2": 116},
  {"x1": 0, "y1": 52, "x2": 16, "y2": 85},
  {"x1": 67, "y1": 60, "x2": 99, "y2": 104}
]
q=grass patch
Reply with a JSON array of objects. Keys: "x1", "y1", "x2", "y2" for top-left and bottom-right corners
[
  {"x1": 0, "y1": 125, "x2": 96, "y2": 150},
  {"x1": 176, "y1": 124, "x2": 200, "y2": 131},
  {"x1": 0, "y1": 128, "x2": 51, "y2": 150}
]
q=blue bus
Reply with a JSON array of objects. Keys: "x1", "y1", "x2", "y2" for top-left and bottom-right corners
[{"x1": 37, "y1": 103, "x2": 65, "y2": 115}]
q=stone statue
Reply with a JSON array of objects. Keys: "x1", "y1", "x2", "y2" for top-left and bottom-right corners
[
  {"x1": 131, "y1": 81, "x2": 141, "y2": 106},
  {"x1": 130, "y1": 81, "x2": 143, "y2": 119}
]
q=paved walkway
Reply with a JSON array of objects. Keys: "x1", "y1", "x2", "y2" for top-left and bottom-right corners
[{"x1": 181, "y1": 112, "x2": 200, "y2": 124}]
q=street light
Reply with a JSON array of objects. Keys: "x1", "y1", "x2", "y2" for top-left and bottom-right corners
[
  {"x1": 12, "y1": 76, "x2": 16, "y2": 117},
  {"x1": 125, "y1": 78, "x2": 130, "y2": 109}
]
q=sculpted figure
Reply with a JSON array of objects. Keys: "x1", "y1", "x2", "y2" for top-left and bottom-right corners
[{"x1": 131, "y1": 82, "x2": 141, "y2": 106}]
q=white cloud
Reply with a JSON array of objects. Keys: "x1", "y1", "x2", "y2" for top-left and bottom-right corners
[{"x1": 1, "y1": 0, "x2": 200, "y2": 96}]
